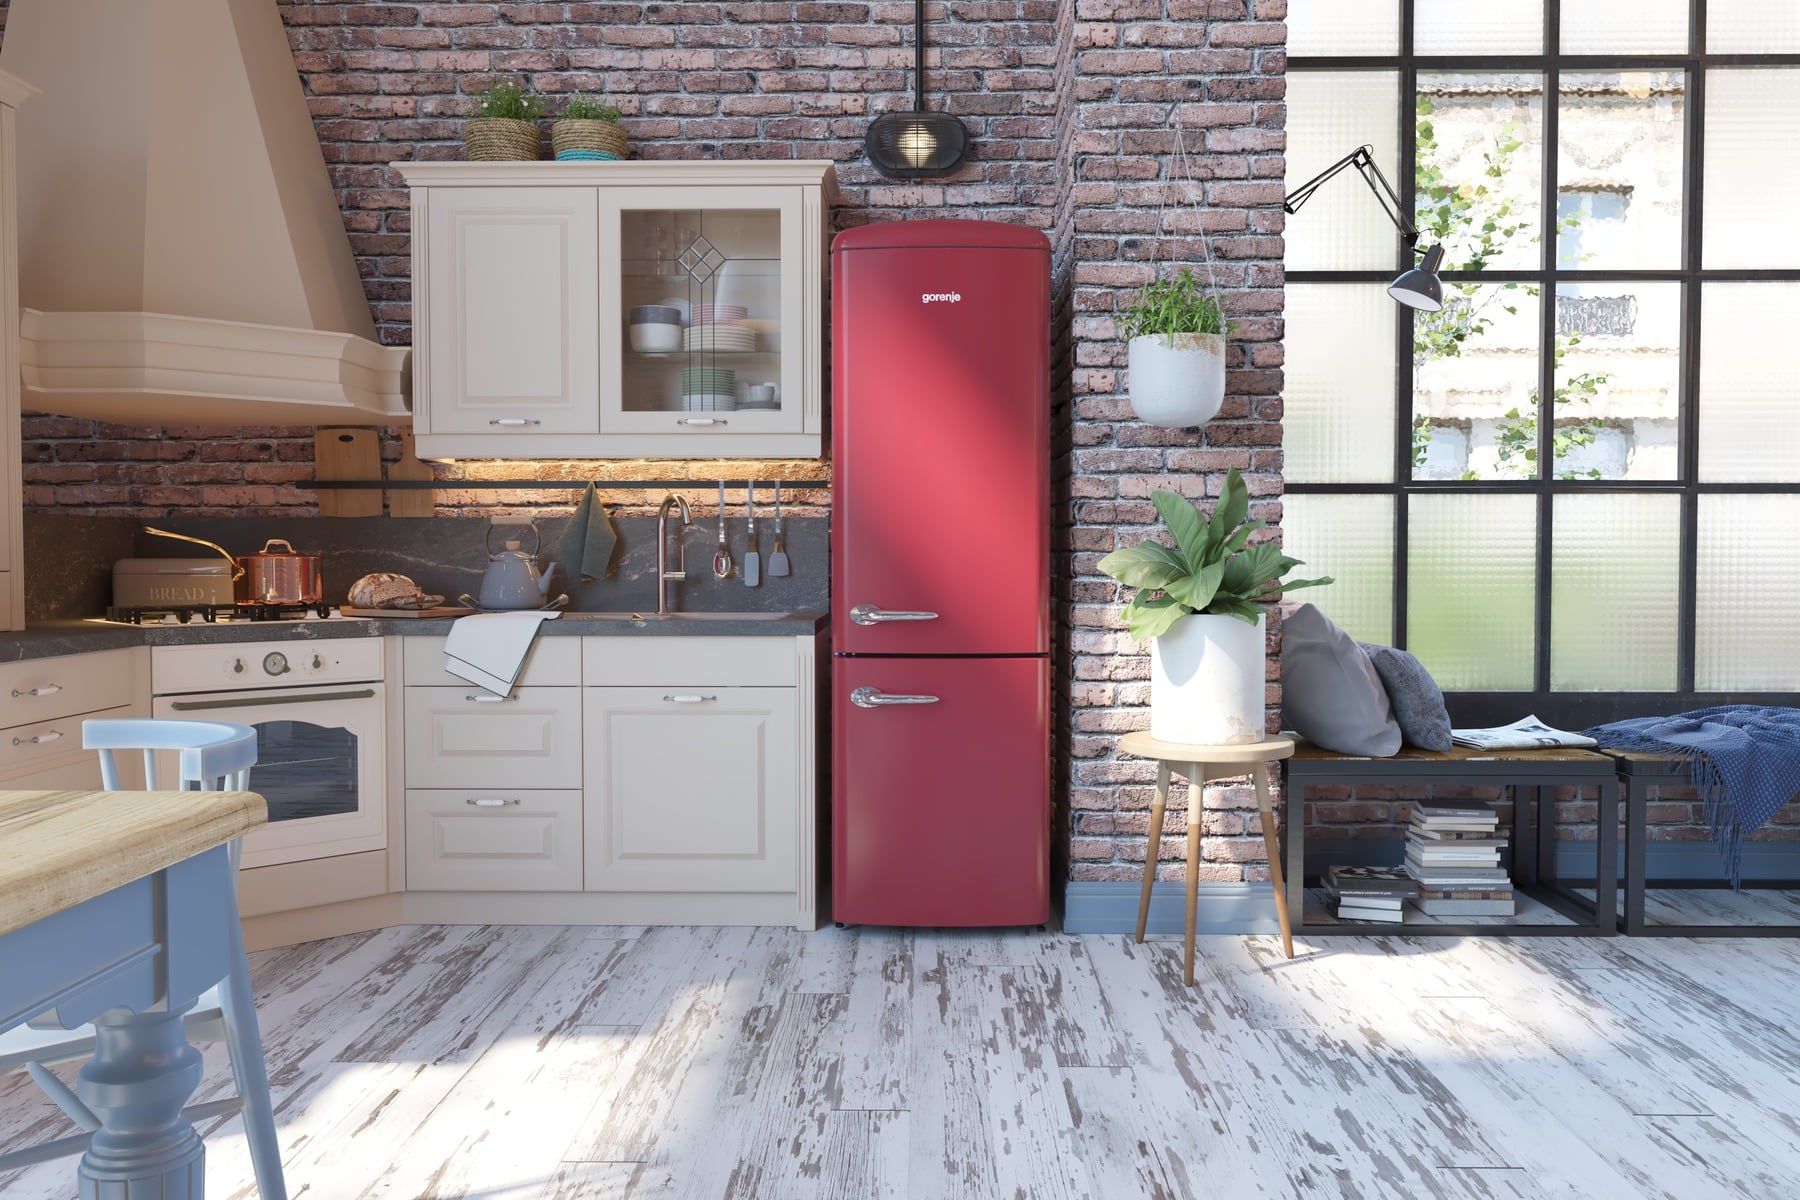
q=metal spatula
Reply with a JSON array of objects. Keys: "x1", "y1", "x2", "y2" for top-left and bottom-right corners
[
  {"x1": 769, "y1": 481, "x2": 791, "y2": 577},
  {"x1": 743, "y1": 480, "x2": 761, "y2": 587},
  {"x1": 712, "y1": 481, "x2": 733, "y2": 579}
]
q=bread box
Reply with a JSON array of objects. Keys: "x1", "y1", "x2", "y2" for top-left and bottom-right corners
[{"x1": 113, "y1": 559, "x2": 237, "y2": 608}]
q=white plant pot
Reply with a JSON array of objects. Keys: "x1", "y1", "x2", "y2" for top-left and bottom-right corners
[
  {"x1": 1149, "y1": 610, "x2": 1266, "y2": 746},
  {"x1": 1127, "y1": 332, "x2": 1226, "y2": 429}
]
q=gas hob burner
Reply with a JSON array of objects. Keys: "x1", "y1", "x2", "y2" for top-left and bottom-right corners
[{"x1": 105, "y1": 602, "x2": 334, "y2": 625}]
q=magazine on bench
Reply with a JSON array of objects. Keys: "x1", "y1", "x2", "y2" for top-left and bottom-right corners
[{"x1": 1450, "y1": 715, "x2": 1597, "y2": 751}]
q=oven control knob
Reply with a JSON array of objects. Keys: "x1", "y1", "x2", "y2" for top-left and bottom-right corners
[
  {"x1": 262, "y1": 652, "x2": 290, "y2": 677},
  {"x1": 226, "y1": 657, "x2": 247, "y2": 677},
  {"x1": 307, "y1": 653, "x2": 326, "y2": 673}
]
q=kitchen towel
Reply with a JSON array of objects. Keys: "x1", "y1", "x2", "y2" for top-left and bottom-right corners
[
  {"x1": 444, "y1": 610, "x2": 561, "y2": 696},
  {"x1": 558, "y1": 483, "x2": 618, "y2": 582}
]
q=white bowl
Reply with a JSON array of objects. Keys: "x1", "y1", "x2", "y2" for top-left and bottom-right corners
[{"x1": 631, "y1": 323, "x2": 682, "y2": 354}]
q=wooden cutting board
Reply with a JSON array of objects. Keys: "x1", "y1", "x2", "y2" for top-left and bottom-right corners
[
  {"x1": 386, "y1": 430, "x2": 437, "y2": 518},
  {"x1": 314, "y1": 429, "x2": 382, "y2": 517},
  {"x1": 340, "y1": 606, "x2": 465, "y2": 619}
]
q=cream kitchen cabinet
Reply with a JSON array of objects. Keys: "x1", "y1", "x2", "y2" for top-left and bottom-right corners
[
  {"x1": 397, "y1": 161, "x2": 836, "y2": 461},
  {"x1": 0, "y1": 72, "x2": 34, "y2": 631},
  {"x1": 0, "y1": 647, "x2": 149, "y2": 788}
]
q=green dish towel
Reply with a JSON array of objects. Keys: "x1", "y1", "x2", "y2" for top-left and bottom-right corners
[{"x1": 558, "y1": 483, "x2": 618, "y2": 582}]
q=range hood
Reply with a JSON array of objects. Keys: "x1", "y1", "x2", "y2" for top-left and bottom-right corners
[{"x1": 0, "y1": 0, "x2": 410, "y2": 426}]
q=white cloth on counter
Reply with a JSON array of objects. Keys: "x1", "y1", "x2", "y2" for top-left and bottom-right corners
[{"x1": 443, "y1": 611, "x2": 561, "y2": 696}]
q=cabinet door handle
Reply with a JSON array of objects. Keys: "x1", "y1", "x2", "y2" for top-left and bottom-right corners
[
  {"x1": 849, "y1": 605, "x2": 939, "y2": 626},
  {"x1": 489, "y1": 418, "x2": 542, "y2": 427},
  {"x1": 11, "y1": 685, "x2": 62, "y2": 698},
  {"x1": 851, "y1": 687, "x2": 939, "y2": 709},
  {"x1": 662, "y1": 694, "x2": 717, "y2": 703},
  {"x1": 466, "y1": 797, "x2": 522, "y2": 807},
  {"x1": 676, "y1": 417, "x2": 727, "y2": 426},
  {"x1": 12, "y1": 729, "x2": 64, "y2": 746},
  {"x1": 465, "y1": 694, "x2": 513, "y2": 703}
]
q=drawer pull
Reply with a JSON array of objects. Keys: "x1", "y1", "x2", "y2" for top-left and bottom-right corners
[
  {"x1": 662, "y1": 694, "x2": 717, "y2": 704},
  {"x1": 466, "y1": 797, "x2": 522, "y2": 807},
  {"x1": 676, "y1": 417, "x2": 727, "y2": 427},
  {"x1": 11, "y1": 685, "x2": 63, "y2": 699},
  {"x1": 12, "y1": 730, "x2": 64, "y2": 746},
  {"x1": 488, "y1": 418, "x2": 542, "y2": 427},
  {"x1": 465, "y1": 694, "x2": 513, "y2": 703}
]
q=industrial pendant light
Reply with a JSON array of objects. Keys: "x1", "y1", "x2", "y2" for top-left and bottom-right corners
[{"x1": 865, "y1": 0, "x2": 970, "y2": 179}]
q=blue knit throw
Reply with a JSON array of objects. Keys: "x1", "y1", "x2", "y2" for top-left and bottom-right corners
[{"x1": 1584, "y1": 706, "x2": 1800, "y2": 887}]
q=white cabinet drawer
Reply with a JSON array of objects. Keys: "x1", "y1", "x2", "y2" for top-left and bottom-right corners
[
  {"x1": 581, "y1": 637, "x2": 796, "y2": 687},
  {"x1": 0, "y1": 648, "x2": 145, "y2": 728},
  {"x1": 0, "y1": 703, "x2": 134, "y2": 776},
  {"x1": 406, "y1": 788, "x2": 582, "y2": 892},
  {"x1": 404, "y1": 686, "x2": 581, "y2": 789},
  {"x1": 583, "y1": 686, "x2": 796, "y2": 893},
  {"x1": 403, "y1": 636, "x2": 582, "y2": 688}
]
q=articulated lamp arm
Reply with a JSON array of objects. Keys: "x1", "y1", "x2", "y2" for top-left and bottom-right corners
[{"x1": 1284, "y1": 143, "x2": 1445, "y2": 311}]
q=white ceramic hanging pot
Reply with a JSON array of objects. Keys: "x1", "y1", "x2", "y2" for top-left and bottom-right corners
[
  {"x1": 1127, "y1": 332, "x2": 1226, "y2": 429},
  {"x1": 1150, "y1": 610, "x2": 1266, "y2": 746}
]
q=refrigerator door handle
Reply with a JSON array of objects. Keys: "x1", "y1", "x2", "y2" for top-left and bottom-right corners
[
  {"x1": 848, "y1": 605, "x2": 940, "y2": 626},
  {"x1": 850, "y1": 686, "x2": 940, "y2": 709}
]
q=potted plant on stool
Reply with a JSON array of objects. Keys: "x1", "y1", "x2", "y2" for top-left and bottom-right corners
[
  {"x1": 1098, "y1": 468, "x2": 1330, "y2": 745},
  {"x1": 551, "y1": 94, "x2": 627, "y2": 161},
  {"x1": 1121, "y1": 265, "x2": 1229, "y2": 429},
  {"x1": 464, "y1": 79, "x2": 546, "y2": 162}
]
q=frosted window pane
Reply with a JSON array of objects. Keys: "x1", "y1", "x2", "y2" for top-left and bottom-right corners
[
  {"x1": 1556, "y1": 74, "x2": 1686, "y2": 271},
  {"x1": 1703, "y1": 71, "x2": 1800, "y2": 269},
  {"x1": 1287, "y1": 72, "x2": 1403, "y2": 272},
  {"x1": 1563, "y1": 0, "x2": 1689, "y2": 52},
  {"x1": 1551, "y1": 494, "x2": 1680, "y2": 691},
  {"x1": 1697, "y1": 496, "x2": 1800, "y2": 691},
  {"x1": 1553, "y1": 283, "x2": 1681, "y2": 481},
  {"x1": 1416, "y1": 74, "x2": 1546, "y2": 273},
  {"x1": 1698, "y1": 283, "x2": 1800, "y2": 482},
  {"x1": 1287, "y1": 0, "x2": 1398, "y2": 56},
  {"x1": 1709, "y1": 3, "x2": 1800, "y2": 52},
  {"x1": 1280, "y1": 494, "x2": 1394, "y2": 646},
  {"x1": 1417, "y1": 0, "x2": 1543, "y2": 54},
  {"x1": 1413, "y1": 284, "x2": 1542, "y2": 481},
  {"x1": 1286, "y1": 285, "x2": 1397, "y2": 484},
  {"x1": 1407, "y1": 494, "x2": 1537, "y2": 691}
]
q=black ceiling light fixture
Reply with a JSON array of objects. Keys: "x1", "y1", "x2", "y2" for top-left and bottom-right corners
[
  {"x1": 1284, "y1": 144, "x2": 1446, "y2": 311},
  {"x1": 864, "y1": 0, "x2": 970, "y2": 179}
]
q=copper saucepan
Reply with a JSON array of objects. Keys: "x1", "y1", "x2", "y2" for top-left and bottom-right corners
[{"x1": 144, "y1": 528, "x2": 324, "y2": 605}]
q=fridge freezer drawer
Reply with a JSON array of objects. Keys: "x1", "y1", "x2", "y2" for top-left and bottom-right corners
[{"x1": 832, "y1": 656, "x2": 1050, "y2": 927}]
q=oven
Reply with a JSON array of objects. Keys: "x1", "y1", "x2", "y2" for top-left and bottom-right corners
[{"x1": 150, "y1": 638, "x2": 386, "y2": 870}]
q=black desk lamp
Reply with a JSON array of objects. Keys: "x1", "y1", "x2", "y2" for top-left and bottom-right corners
[{"x1": 1285, "y1": 144, "x2": 1446, "y2": 311}]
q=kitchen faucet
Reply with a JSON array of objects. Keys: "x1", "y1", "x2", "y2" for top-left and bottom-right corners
[{"x1": 656, "y1": 493, "x2": 691, "y2": 614}]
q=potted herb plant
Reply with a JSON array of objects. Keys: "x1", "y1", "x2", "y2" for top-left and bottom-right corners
[
  {"x1": 1121, "y1": 265, "x2": 1229, "y2": 429},
  {"x1": 551, "y1": 94, "x2": 627, "y2": 161},
  {"x1": 464, "y1": 79, "x2": 546, "y2": 162},
  {"x1": 1098, "y1": 469, "x2": 1330, "y2": 744}
]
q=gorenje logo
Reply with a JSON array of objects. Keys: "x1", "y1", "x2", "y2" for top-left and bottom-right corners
[{"x1": 920, "y1": 292, "x2": 962, "y2": 304}]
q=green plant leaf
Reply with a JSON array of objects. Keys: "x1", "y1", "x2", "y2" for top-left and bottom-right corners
[
  {"x1": 1164, "y1": 560, "x2": 1225, "y2": 612},
  {"x1": 1205, "y1": 595, "x2": 1264, "y2": 625},
  {"x1": 1097, "y1": 543, "x2": 1186, "y2": 591},
  {"x1": 1150, "y1": 491, "x2": 1209, "y2": 573},
  {"x1": 1275, "y1": 575, "x2": 1334, "y2": 593},
  {"x1": 1204, "y1": 470, "x2": 1250, "y2": 558},
  {"x1": 1122, "y1": 594, "x2": 1191, "y2": 642}
]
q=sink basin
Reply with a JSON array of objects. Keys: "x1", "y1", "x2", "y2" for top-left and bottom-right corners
[{"x1": 565, "y1": 611, "x2": 806, "y2": 622}]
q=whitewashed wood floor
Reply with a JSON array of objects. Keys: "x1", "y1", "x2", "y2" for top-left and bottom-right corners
[{"x1": 4, "y1": 918, "x2": 1800, "y2": 1199}]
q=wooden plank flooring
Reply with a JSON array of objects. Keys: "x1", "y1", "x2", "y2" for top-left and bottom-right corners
[{"x1": 5, "y1": 916, "x2": 1800, "y2": 1198}]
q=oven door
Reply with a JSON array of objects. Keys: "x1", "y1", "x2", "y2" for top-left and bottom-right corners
[{"x1": 154, "y1": 681, "x2": 387, "y2": 870}]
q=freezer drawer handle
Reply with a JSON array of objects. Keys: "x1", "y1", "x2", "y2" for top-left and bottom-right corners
[
  {"x1": 849, "y1": 605, "x2": 940, "y2": 626},
  {"x1": 11, "y1": 729, "x2": 63, "y2": 746},
  {"x1": 662, "y1": 694, "x2": 717, "y2": 704},
  {"x1": 488, "y1": 418, "x2": 542, "y2": 427},
  {"x1": 850, "y1": 687, "x2": 940, "y2": 709},
  {"x1": 466, "y1": 797, "x2": 521, "y2": 808},
  {"x1": 10, "y1": 685, "x2": 62, "y2": 699}
]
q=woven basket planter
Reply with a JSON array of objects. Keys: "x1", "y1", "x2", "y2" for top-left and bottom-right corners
[
  {"x1": 464, "y1": 117, "x2": 541, "y2": 162},
  {"x1": 552, "y1": 119, "x2": 628, "y2": 161}
]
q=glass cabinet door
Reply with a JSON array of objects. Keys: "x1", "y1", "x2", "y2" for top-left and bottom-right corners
[{"x1": 598, "y1": 188, "x2": 805, "y2": 436}]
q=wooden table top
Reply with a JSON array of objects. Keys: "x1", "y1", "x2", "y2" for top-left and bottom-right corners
[
  {"x1": 1287, "y1": 740, "x2": 1614, "y2": 765},
  {"x1": 0, "y1": 789, "x2": 265, "y2": 938},
  {"x1": 1119, "y1": 731, "x2": 1295, "y2": 764}
]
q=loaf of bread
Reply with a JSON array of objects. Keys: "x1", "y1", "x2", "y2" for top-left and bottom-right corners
[{"x1": 348, "y1": 572, "x2": 424, "y2": 609}]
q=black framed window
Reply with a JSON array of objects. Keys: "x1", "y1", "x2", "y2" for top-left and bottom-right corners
[{"x1": 1283, "y1": 0, "x2": 1800, "y2": 727}]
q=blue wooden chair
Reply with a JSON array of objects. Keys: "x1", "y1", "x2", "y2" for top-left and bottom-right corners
[{"x1": 0, "y1": 719, "x2": 287, "y2": 1198}]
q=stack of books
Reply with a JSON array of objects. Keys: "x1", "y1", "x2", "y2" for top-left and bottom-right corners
[
  {"x1": 1323, "y1": 865, "x2": 1418, "y2": 924},
  {"x1": 1405, "y1": 800, "x2": 1515, "y2": 916}
]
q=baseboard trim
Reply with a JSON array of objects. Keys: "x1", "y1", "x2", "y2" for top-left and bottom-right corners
[{"x1": 1061, "y1": 881, "x2": 1282, "y2": 936}]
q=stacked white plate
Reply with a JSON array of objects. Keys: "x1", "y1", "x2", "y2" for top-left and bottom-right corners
[
  {"x1": 681, "y1": 393, "x2": 738, "y2": 412},
  {"x1": 683, "y1": 323, "x2": 757, "y2": 352}
]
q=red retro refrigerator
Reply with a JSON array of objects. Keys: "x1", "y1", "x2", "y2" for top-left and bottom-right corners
[{"x1": 830, "y1": 219, "x2": 1051, "y2": 927}]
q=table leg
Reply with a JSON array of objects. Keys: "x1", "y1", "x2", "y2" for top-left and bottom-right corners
[
  {"x1": 1256, "y1": 764, "x2": 1294, "y2": 960},
  {"x1": 1184, "y1": 764, "x2": 1203, "y2": 987},
  {"x1": 77, "y1": 1010, "x2": 206, "y2": 1200},
  {"x1": 1136, "y1": 761, "x2": 1170, "y2": 943}
]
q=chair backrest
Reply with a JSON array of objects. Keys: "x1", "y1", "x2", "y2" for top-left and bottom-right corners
[{"x1": 81, "y1": 719, "x2": 259, "y2": 792}]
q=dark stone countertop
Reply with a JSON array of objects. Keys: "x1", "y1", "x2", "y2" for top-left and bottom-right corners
[{"x1": 0, "y1": 612, "x2": 829, "y2": 664}]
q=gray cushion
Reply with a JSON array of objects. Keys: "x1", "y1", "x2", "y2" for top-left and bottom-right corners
[
  {"x1": 1361, "y1": 643, "x2": 1454, "y2": 753},
  {"x1": 1279, "y1": 603, "x2": 1402, "y2": 757}
]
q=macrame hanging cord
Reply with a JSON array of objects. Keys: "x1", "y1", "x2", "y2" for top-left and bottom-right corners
[{"x1": 1150, "y1": 121, "x2": 1225, "y2": 309}]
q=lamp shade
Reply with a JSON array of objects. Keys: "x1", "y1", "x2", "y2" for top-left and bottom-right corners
[
  {"x1": 1388, "y1": 243, "x2": 1446, "y2": 311},
  {"x1": 865, "y1": 111, "x2": 969, "y2": 179}
]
